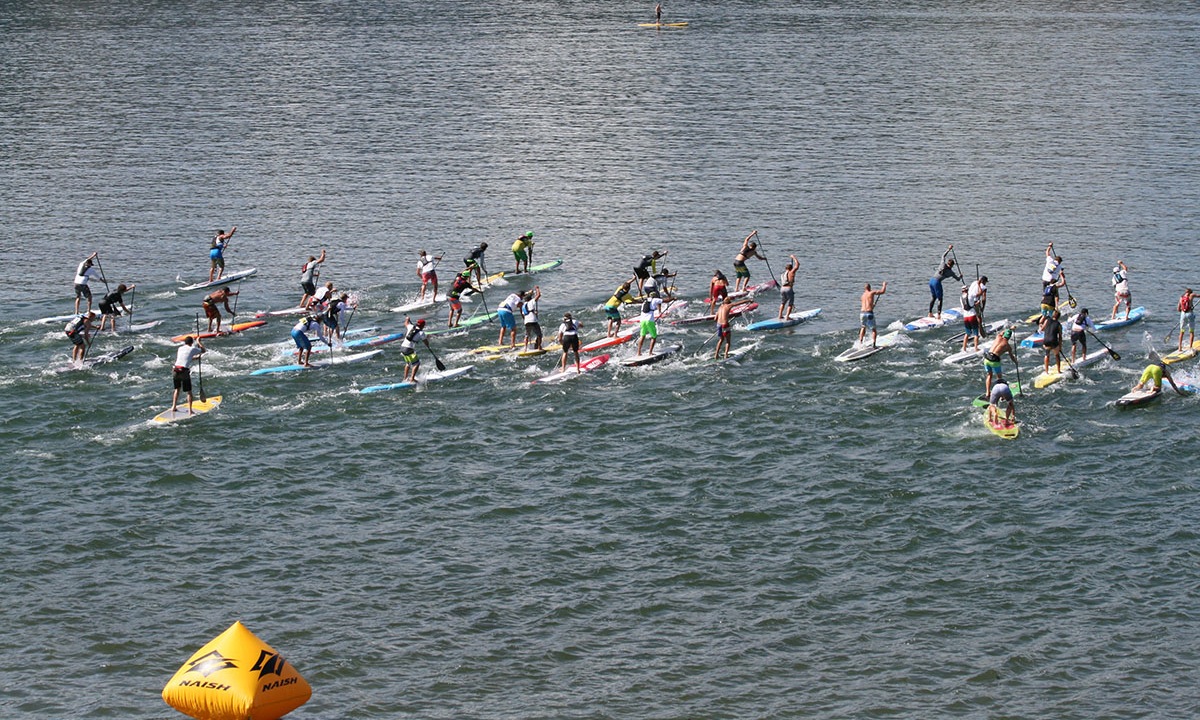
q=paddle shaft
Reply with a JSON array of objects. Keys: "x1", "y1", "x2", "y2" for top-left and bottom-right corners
[
  {"x1": 428, "y1": 343, "x2": 446, "y2": 372},
  {"x1": 1087, "y1": 329, "x2": 1120, "y2": 360},
  {"x1": 194, "y1": 314, "x2": 206, "y2": 402},
  {"x1": 127, "y1": 287, "x2": 135, "y2": 332},
  {"x1": 94, "y1": 254, "x2": 112, "y2": 294}
]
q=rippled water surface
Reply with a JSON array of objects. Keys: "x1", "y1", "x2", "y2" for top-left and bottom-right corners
[{"x1": 3, "y1": 1, "x2": 1200, "y2": 717}]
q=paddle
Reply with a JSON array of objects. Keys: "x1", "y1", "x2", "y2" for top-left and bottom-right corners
[
  {"x1": 1013, "y1": 356, "x2": 1024, "y2": 398},
  {"x1": 427, "y1": 343, "x2": 447, "y2": 372},
  {"x1": 478, "y1": 286, "x2": 494, "y2": 323},
  {"x1": 1061, "y1": 271, "x2": 1077, "y2": 308},
  {"x1": 752, "y1": 229, "x2": 779, "y2": 286},
  {"x1": 94, "y1": 253, "x2": 112, "y2": 295},
  {"x1": 1088, "y1": 330, "x2": 1121, "y2": 360},
  {"x1": 231, "y1": 280, "x2": 242, "y2": 317},
  {"x1": 127, "y1": 286, "x2": 136, "y2": 332},
  {"x1": 194, "y1": 315, "x2": 207, "y2": 403}
]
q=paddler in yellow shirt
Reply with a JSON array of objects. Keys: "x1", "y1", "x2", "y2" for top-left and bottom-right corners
[{"x1": 512, "y1": 232, "x2": 534, "y2": 274}]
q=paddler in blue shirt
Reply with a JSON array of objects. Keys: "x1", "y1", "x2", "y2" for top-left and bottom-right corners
[
  {"x1": 928, "y1": 245, "x2": 962, "y2": 319},
  {"x1": 208, "y1": 226, "x2": 236, "y2": 282}
]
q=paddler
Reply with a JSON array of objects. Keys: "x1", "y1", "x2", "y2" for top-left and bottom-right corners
[
  {"x1": 556, "y1": 312, "x2": 582, "y2": 373},
  {"x1": 732, "y1": 231, "x2": 765, "y2": 292},
  {"x1": 290, "y1": 314, "x2": 321, "y2": 367},
  {"x1": 655, "y1": 3, "x2": 662, "y2": 23},
  {"x1": 208, "y1": 226, "x2": 236, "y2": 283},
  {"x1": 714, "y1": 296, "x2": 734, "y2": 360},
  {"x1": 447, "y1": 264, "x2": 482, "y2": 328},
  {"x1": 400, "y1": 317, "x2": 432, "y2": 382},
  {"x1": 417, "y1": 250, "x2": 442, "y2": 301},
  {"x1": 1039, "y1": 308, "x2": 1064, "y2": 376},
  {"x1": 636, "y1": 290, "x2": 664, "y2": 356},
  {"x1": 1042, "y1": 242, "x2": 1063, "y2": 288},
  {"x1": 497, "y1": 290, "x2": 525, "y2": 347},
  {"x1": 202, "y1": 286, "x2": 238, "y2": 333},
  {"x1": 1040, "y1": 274, "x2": 1065, "y2": 319},
  {"x1": 708, "y1": 270, "x2": 729, "y2": 314},
  {"x1": 857, "y1": 281, "x2": 887, "y2": 347},
  {"x1": 604, "y1": 281, "x2": 633, "y2": 337},
  {"x1": 1132, "y1": 358, "x2": 1186, "y2": 395},
  {"x1": 967, "y1": 275, "x2": 987, "y2": 325},
  {"x1": 927, "y1": 245, "x2": 961, "y2": 319},
  {"x1": 512, "y1": 232, "x2": 533, "y2": 274},
  {"x1": 633, "y1": 250, "x2": 666, "y2": 293},
  {"x1": 171, "y1": 335, "x2": 206, "y2": 414},
  {"x1": 299, "y1": 249, "x2": 326, "y2": 307},
  {"x1": 1178, "y1": 288, "x2": 1196, "y2": 352},
  {"x1": 1110, "y1": 260, "x2": 1131, "y2": 320},
  {"x1": 97, "y1": 283, "x2": 135, "y2": 332},
  {"x1": 64, "y1": 311, "x2": 98, "y2": 364},
  {"x1": 779, "y1": 256, "x2": 798, "y2": 320},
  {"x1": 959, "y1": 285, "x2": 981, "y2": 353},
  {"x1": 73, "y1": 253, "x2": 106, "y2": 314},
  {"x1": 463, "y1": 242, "x2": 488, "y2": 285},
  {"x1": 1068, "y1": 308, "x2": 1097, "y2": 363},
  {"x1": 988, "y1": 375, "x2": 1017, "y2": 427},
  {"x1": 983, "y1": 328, "x2": 1018, "y2": 397},
  {"x1": 646, "y1": 266, "x2": 677, "y2": 301},
  {"x1": 522, "y1": 286, "x2": 543, "y2": 350}
]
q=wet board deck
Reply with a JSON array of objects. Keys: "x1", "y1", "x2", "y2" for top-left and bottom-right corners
[
  {"x1": 170, "y1": 320, "x2": 267, "y2": 343},
  {"x1": 618, "y1": 343, "x2": 683, "y2": 367},
  {"x1": 903, "y1": 308, "x2": 962, "y2": 332},
  {"x1": 1095, "y1": 306, "x2": 1145, "y2": 331},
  {"x1": 638, "y1": 21, "x2": 689, "y2": 27},
  {"x1": 1031, "y1": 349, "x2": 1111, "y2": 389},
  {"x1": 582, "y1": 328, "x2": 638, "y2": 353},
  {"x1": 531, "y1": 354, "x2": 611, "y2": 384},
  {"x1": 834, "y1": 330, "x2": 900, "y2": 362},
  {"x1": 671, "y1": 301, "x2": 757, "y2": 327},
  {"x1": 391, "y1": 294, "x2": 449, "y2": 313},
  {"x1": 116, "y1": 320, "x2": 164, "y2": 333},
  {"x1": 1115, "y1": 387, "x2": 1161, "y2": 407},
  {"x1": 984, "y1": 411, "x2": 1020, "y2": 439},
  {"x1": 250, "y1": 349, "x2": 383, "y2": 375},
  {"x1": 1163, "y1": 340, "x2": 1200, "y2": 365},
  {"x1": 359, "y1": 366, "x2": 474, "y2": 393},
  {"x1": 179, "y1": 268, "x2": 258, "y2": 291},
  {"x1": 942, "y1": 347, "x2": 984, "y2": 365},
  {"x1": 946, "y1": 319, "x2": 1009, "y2": 345},
  {"x1": 745, "y1": 308, "x2": 822, "y2": 332},
  {"x1": 152, "y1": 395, "x2": 223, "y2": 424}
]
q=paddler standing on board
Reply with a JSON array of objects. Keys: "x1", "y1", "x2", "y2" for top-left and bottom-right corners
[
  {"x1": 208, "y1": 226, "x2": 236, "y2": 283},
  {"x1": 967, "y1": 274, "x2": 988, "y2": 327},
  {"x1": 400, "y1": 317, "x2": 431, "y2": 383},
  {"x1": 779, "y1": 256, "x2": 798, "y2": 320},
  {"x1": 983, "y1": 328, "x2": 1018, "y2": 397},
  {"x1": 707, "y1": 270, "x2": 729, "y2": 314},
  {"x1": 464, "y1": 242, "x2": 488, "y2": 286},
  {"x1": 299, "y1": 249, "x2": 326, "y2": 307},
  {"x1": 512, "y1": 232, "x2": 533, "y2": 274},
  {"x1": 1110, "y1": 260, "x2": 1132, "y2": 321},
  {"x1": 497, "y1": 290, "x2": 524, "y2": 347},
  {"x1": 1178, "y1": 288, "x2": 1196, "y2": 352},
  {"x1": 959, "y1": 285, "x2": 981, "y2": 353},
  {"x1": 1068, "y1": 308, "x2": 1097, "y2": 363},
  {"x1": 522, "y1": 287, "x2": 543, "y2": 350},
  {"x1": 1040, "y1": 274, "x2": 1065, "y2": 319},
  {"x1": 928, "y1": 245, "x2": 961, "y2": 319},
  {"x1": 1042, "y1": 242, "x2": 1063, "y2": 288},
  {"x1": 714, "y1": 296, "x2": 734, "y2": 360},
  {"x1": 64, "y1": 311, "x2": 98, "y2": 364},
  {"x1": 447, "y1": 263, "x2": 483, "y2": 328},
  {"x1": 417, "y1": 250, "x2": 441, "y2": 301},
  {"x1": 73, "y1": 253, "x2": 106, "y2": 314},
  {"x1": 636, "y1": 289, "x2": 664, "y2": 356},
  {"x1": 655, "y1": 3, "x2": 662, "y2": 23},
  {"x1": 556, "y1": 313, "x2": 582, "y2": 373},
  {"x1": 202, "y1": 286, "x2": 238, "y2": 333},
  {"x1": 604, "y1": 280, "x2": 633, "y2": 337},
  {"x1": 291, "y1": 314, "x2": 320, "y2": 367},
  {"x1": 171, "y1": 335, "x2": 206, "y2": 414},
  {"x1": 732, "y1": 231, "x2": 765, "y2": 293},
  {"x1": 1039, "y1": 308, "x2": 1064, "y2": 376},
  {"x1": 857, "y1": 281, "x2": 887, "y2": 347},
  {"x1": 97, "y1": 283, "x2": 136, "y2": 332},
  {"x1": 634, "y1": 251, "x2": 666, "y2": 294},
  {"x1": 988, "y1": 375, "x2": 1017, "y2": 427}
]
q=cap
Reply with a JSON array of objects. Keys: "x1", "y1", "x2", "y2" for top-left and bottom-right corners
[
  {"x1": 416, "y1": 318, "x2": 426, "y2": 327},
  {"x1": 524, "y1": 231, "x2": 534, "y2": 238}
]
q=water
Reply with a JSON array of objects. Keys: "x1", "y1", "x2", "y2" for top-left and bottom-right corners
[{"x1": 3, "y1": 2, "x2": 1200, "y2": 717}]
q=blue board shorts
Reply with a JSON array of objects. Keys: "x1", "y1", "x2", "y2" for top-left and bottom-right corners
[
  {"x1": 860, "y1": 312, "x2": 875, "y2": 330},
  {"x1": 604, "y1": 305, "x2": 621, "y2": 321},
  {"x1": 291, "y1": 329, "x2": 311, "y2": 351},
  {"x1": 498, "y1": 308, "x2": 516, "y2": 330}
]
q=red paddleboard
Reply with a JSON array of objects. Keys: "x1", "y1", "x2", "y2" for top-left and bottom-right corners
[
  {"x1": 170, "y1": 320, "x2": 267, "y2": 343},
  {"x1": 531, "y1": 354, "x2": 611, "y2": 384},
  {"x1": 581, "y1": 328, "x2": 637, "y2": 353}
]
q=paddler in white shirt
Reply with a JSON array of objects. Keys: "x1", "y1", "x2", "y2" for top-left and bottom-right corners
[
  {"x1": 171, "y1": 336, "x2": 206, "y2": 414},
  {"x1": 556, "y1": 313, "x2": 582, "y2": 373},
  {"x1": 497, "y1": 291, "x2": 524, "y2": 347},
  {"x1": 73, "y1": 253, "x2": 106, "y2": 314},
  {"x1": 1068, "y1": 308, "x2": 1097, "y2": 363},
  {"x1": 636, "y1": 291, "x2": 664, "y2": 356}
]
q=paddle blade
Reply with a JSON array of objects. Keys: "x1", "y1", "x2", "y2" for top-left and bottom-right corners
[
  {"x1": 1109, "y1": 350, "x2": 1121, "y2": 360},
  {"x1": 1069, "y1": 296, "x2": 1078, "y2": 308},
  {"x1": 435, "y1": 357, "x2": 447, "y2": 372}
]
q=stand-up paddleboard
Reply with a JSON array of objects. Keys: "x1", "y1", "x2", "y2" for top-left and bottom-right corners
[
  {"x1": 946, "y1": 319, "x2": 1009, "y2": 345},
  {"x1": 360, "y1": 365, "x2": 474, "y2": 393},
  {"x1": 116, "y1": 320, "x2": 163, "y2": 333},
  {"x1": 835, "y1": 330, "x2": 900, "y2": 362},
  {"x1": 250, "y1": 349, "x2": 383, "y2": 375},
  {"x1": 726, "y1": 279, "x2": 777, "y2": 301},
  {"x1": 279, "y1": 329, "x2": 400, "y2": 356},
  {"x1": 485, "y1": 343, "x2": 560, "y2": 361},
  {"x1": 1163, "y1": 340, "x2": 1200, "y2": 365},
  {"x1": 983, "y1": 410, "x2": 1020, "y2": 439},
  {"x1": 35, "y1": 313, "x2": 82, "y2": 325},
  {"x1": 471, "y1": 342, "x2": 522, "y2": 355},
  {"x1": 619, "y1": 343, "x2": 683, "y2": 367},
  {"x1": 179, "y1": 268, "x2": 258, "y2": 292},
  {"x1": 152, "y1": 395, "x2": 223, "y2": 424},
  {"x1": 1115, "y1": 387, "x2": 1161, "y2": 407},
  {"x1": 531, "y1": 354, "x2": 611, "y2": 384},
  {"x1": 1095, "y1": 306, "x2": 1145, "y2": 331},
  {"x1": 972, "y1": 382, "x2": 1024, "y2": 408},
  {"x1": 638, "y1": 21, "x2": 689, "y2": 27},
  {"x1": 497, "y1": 259, "x2": 565, "y2": 280},
  {"x1": 942, "y1": 347, "x2": 984, "y2": 365},
  {"x1": 170, "y1": 320, "x2": 266, "y2": 343},
  {"x1": 254, "y1": 306, "x2": 306, "y2": 319},
  {"x1": 672, "y1": 301, "x2": 757, "y2": 327},
  {"x1": 55, "y1": 345, "x2": 136, "y2": 373},
  {"x1": 1031, "y1": 349, "x2": 1110, "y2": 389},
  {"x1": 1024, "y1": 301, "x2": 1070, "y2": 325},
  {"x1": 582, "y1": 328, "x2": 638, "y2": 353},
  {"x1": 745, "y1": 308, "x2": 821, "y2": 332},
  {"x1": 458, "y1": 311, "x2": 499, "y2": 329},
  {"x1": 903, "y1": 308, "x2": 963, "y2": 332},
  {"x1": 391, "y1": 293, "x2": 449, "y2": 313},
  {"x1": 713, "y1": 344, "x2": 754, "y2": 365},
  {"x1": 1019, "y1": 331, "x2": 1045, "y2": 349}
]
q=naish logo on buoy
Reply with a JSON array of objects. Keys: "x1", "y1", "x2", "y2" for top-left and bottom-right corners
[
  {"x1": 251, "y1": 649, "x2": 288, "y2": 679},
  {"x1": 185, "y1": 650, "x2": 238, "y2": 677}
]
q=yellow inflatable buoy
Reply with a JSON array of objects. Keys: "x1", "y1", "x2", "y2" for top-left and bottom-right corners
[{"x1": 163, "y1": 620, "x2": 312, "y2": 720}]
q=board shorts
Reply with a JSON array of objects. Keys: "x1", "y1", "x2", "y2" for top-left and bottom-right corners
[
  {"x1": 291, "y1": 329, "x2": 311, "y2": 351},
  {"x1": 989, "y1": 384, "x2": 1013, "y2": 405},
  {"x1": 203, "y1": 302, "x2": 221, "y2": 320},
  {"x1": 633, "y1": 266, "x2": 650, "y2": 280},
  {"x1": 172, "y1": 367, "x2": 192, "y2": 392},
  {"x1": 498, "y1": 308, "x2": 516, "y2": 330},
  {"x1": 210, "y1": 255, "x2": 224, "y2": 270},
  {"x1": 1139, "y1": 364, "x2": 1163, "y2": 388},
  {"x1": 780, "y1": 287, "x2": 795, "y2": 306},
  {"x1": 964, "y1": 316, "x2": 980, "y2": 337},
  {"x1": 99, "y1": 301, "x2": 118, "y2": 316},
  {"x1": 604, "y1": 305, "x2": 621, "y2": 321},
  {"x1": 717, "y1": 323, "x2": 731, "y2": 339},
  {"x1": 1070, "y1": 329, "x2": 1086, "y2": 346},
  {"x1": 403, "y1": 350, "x2": 419, "y2": 366},
  {"x1": 1043, "y1": 340, "x2": 1061, "y2": 353},
  {"x1": 74, "y1": 283, "x2": 92, "y2": 300},
  {"x1": 449, "y1": 295, "x2": 462, "y2": 311},
  {"x1": 983, "y1": 352, "x2": 1002, "y2": 374},
  {"x1": 301, "y1": 280, "x2": 316, "y2": 296},
  {"x1": 561, "y1": 334, "x2": 580, "y2": 352},
  {"x1": 525, "y1": 322, "x2": 542, "y2": 343},
  {"x1": 860, "y1": 312, "x2": 875, "y2": 330},
  {"x1": 1040, "y1": 303, "x2": 1055, "y2": 318},
  {"x1": 323, "y1": 314, "x2": 338, "y2": 330},
  {"x1": 420, "y1": 271, "x2": 436, "y2": 283},
  {"x1": 734, "y1": 262, "x2": 750, "y2": 279},
  {"x1": 513, "y1": 248, "x2": 528, "y2": 263},
  {"x1": 69, "y1": 332, "x2": 85, "y2": 347},
  {"x1": 640, "y1": 320, "x2": 658, "y2": 339},
  {"x1": 1182, "y1": 311, "x2": 1195, "y2": 332}
]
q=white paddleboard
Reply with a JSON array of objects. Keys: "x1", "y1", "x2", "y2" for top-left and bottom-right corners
[
  {"x1": 179, "y1": 267, "x2": 258, "y2": 292},
  {"x1": 152, "y1": 395, "x2": 223, "y2": 424},
  {"x1": 250, "y1": 349, "x2": 383, "y2": 375},
  {"x1": 835, "y1": 331, "x2": 900, "y2": 362}
]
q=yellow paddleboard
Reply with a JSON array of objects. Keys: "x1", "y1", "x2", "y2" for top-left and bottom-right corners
[
  {"x1": 983, "y1": 410, "x2": 1019, "y2": 439},
  {"x1": 638, "y1": 21, "x2": 689, "y2": 27},
  {"x1": 153, "y1": 395, "x2": 223, "y2": 424}
]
